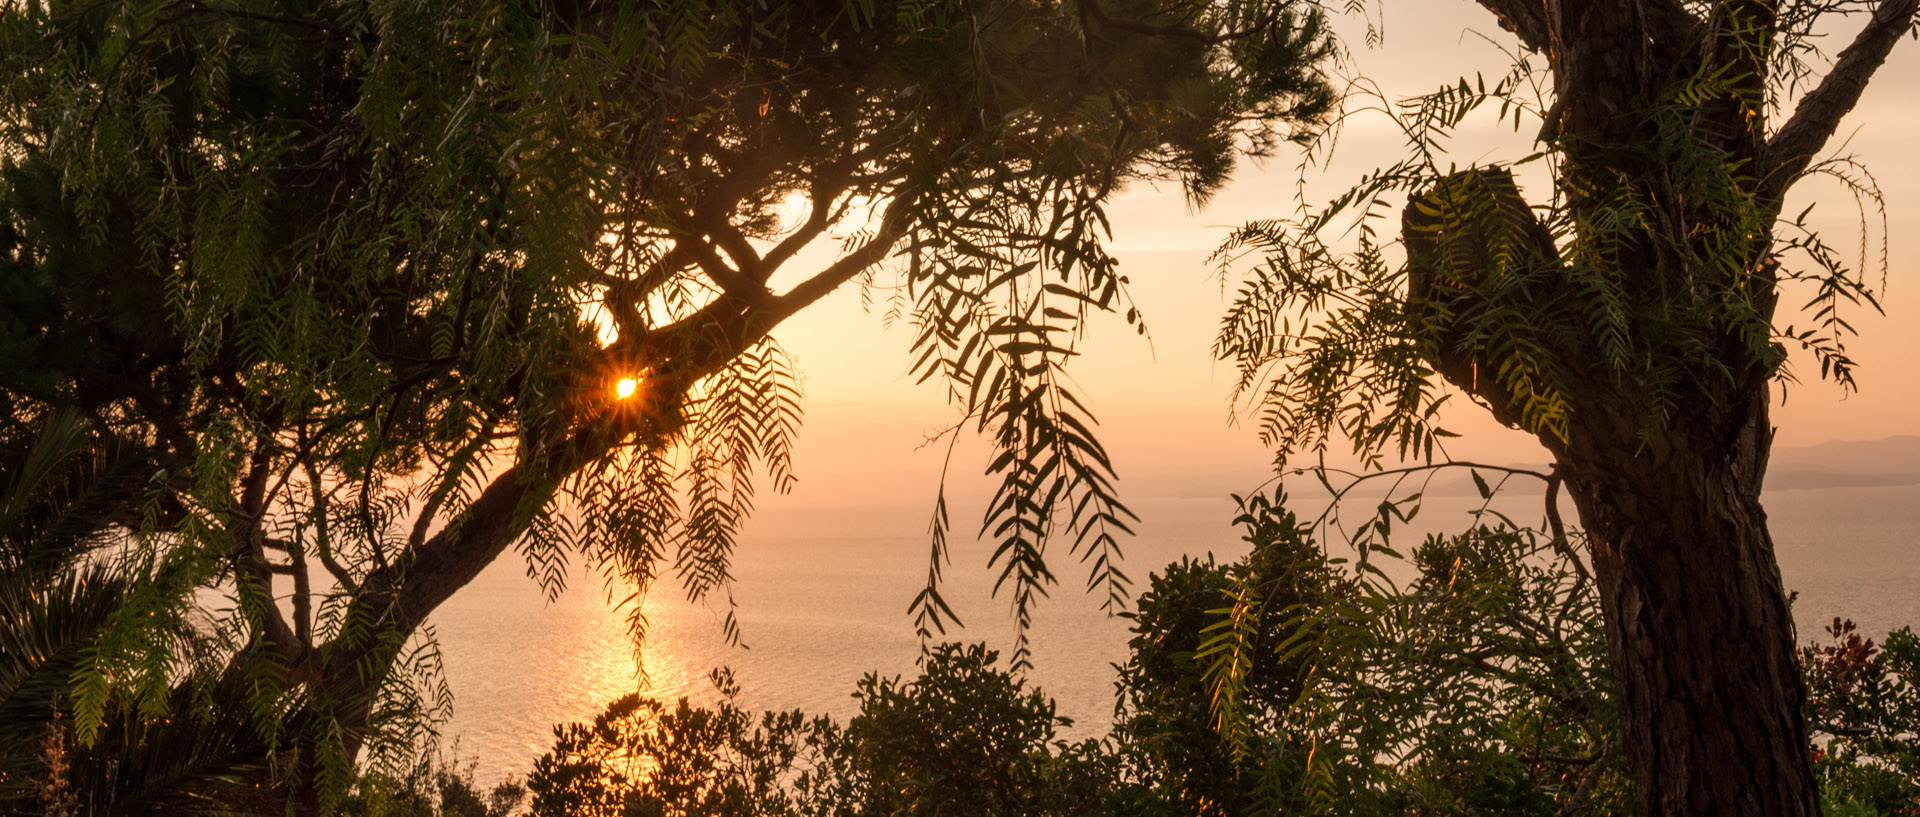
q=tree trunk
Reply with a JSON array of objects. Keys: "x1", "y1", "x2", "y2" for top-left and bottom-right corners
[
  {"x1": 1556, "y1": 385, "x2": 1820, "y2": 815},
  {"x1": 1405, "y1": 162, "x2": 1827, "y2": 816},
  {"x1": 1404, "y1": 0, "x2": 1920, "y2": 808}
]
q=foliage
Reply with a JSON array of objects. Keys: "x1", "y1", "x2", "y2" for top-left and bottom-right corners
[
  {"x1": 346, "y1": 749, "x2": 526, "y2": 817},
  {"x1": 0, "y1": 412, "x2": 291, "y2": 815},
  {"x1": 1178, "y1": 489, "x2": 1625, "y2": 816},
  {"x1": 1181, "y1": 488, "x2": 1920, "y2": 815},
  {"x1": 0, "y1": 0, "x2": 1337, "y2": 804},
  {"x1": 1106, "y1": 494, "x2": 1324, "y2": 816},
  {"x1": 526, "y1": 643, "x2": 1128, "y2": 817},
  {"x1": 1313, "y1": 527, "x2": 1623, "y2": 814},
  {"x1": 1806, "y1": 619, "x2": 1920, "y2": 816},
  {"x1": 808, "y1": 642, "x2": 1112, "y2": 817},
  {"x1": 503, "y1": 505, "x2": 1920, "y2": 817},
  {"x1": 526, "y1": 668, "x2": 814, "y2": 817}
]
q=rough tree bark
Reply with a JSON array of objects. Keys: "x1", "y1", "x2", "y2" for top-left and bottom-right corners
[
  {"x1": 1559, "y1": 390, "x2": 1812, "y2": 814},
  {"x1": 1398, "y1": 1, "x2": 1920, "y2": 812}
]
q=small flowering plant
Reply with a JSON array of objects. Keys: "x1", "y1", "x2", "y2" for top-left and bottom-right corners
[{"x1": 1803, "y1": 618, "x2": 1920, "y2": 815}]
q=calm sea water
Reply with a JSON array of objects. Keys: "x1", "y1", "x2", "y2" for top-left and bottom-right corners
[{"x1": 428, "y1": 485, "x2": 1920, "y2": 785}]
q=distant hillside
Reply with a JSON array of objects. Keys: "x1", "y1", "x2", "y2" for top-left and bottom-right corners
[
  {"x1": 1767, "y1": 435, "x2": 1920, "y2": 491},
  {"x1": 1356, "y1": 436, "x2": 1920, "y2": 496},
  {"x1": 1088, "y1": 436, "x2": 1920, "y2": 499}
]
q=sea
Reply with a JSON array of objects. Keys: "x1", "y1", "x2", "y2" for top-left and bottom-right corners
[{"x1": 426, "y1": 483, "x2": 1920, "y2": 786}]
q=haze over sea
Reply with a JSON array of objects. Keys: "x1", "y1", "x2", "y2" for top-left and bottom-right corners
[{"x1": 430, "y1": 439, "x2": 1920, "y2": 785}]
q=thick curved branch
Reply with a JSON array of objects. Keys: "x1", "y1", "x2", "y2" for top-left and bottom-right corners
[
  {"x1": 703, "y1": 219, "x2": 766, "y2": 283},
  {"x1": 1403, "y1": 167, "x2": 1573, "y2": 438},
  {"x1": 314, "y1": 456, "x2": 557, "y2": 734},
  {"x1": 630, "y1": 189, "x2": 919, "y2": 388},
  {"x1": 1481, "y1": 0, "x2": 1697, "y2": 56},
  {"x1": 681, "y1": 236, "x2": 773, "y2": 309},
  {"x1": 1765, "y1": 0, "x2": 1920, "y2": 202},
  {"x1": 360, "y1": 196, "x2": 923, "y2": 635}
]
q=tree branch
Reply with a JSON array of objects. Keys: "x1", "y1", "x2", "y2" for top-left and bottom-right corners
[
  {"x1": 762, "y1": 171, "x2": 852, "y2": 274},
  {"x1": 763, "y1": 192, "x2": 918, "y2": 329},
  {"x1": 1557, "y1": 741, "x2": 1612, "y2": 817},
  {"x1": 1810, "y1": 720, "x2": 1874, "y2": 738},
  {"x1": 607, "y1": 243, "x2": 692, "y2": 335},
  {"x1": 336, "y1": 196, "x2": 924, "y2": 645},
  {"x1": 1078, "y1": 0, "x2": 1219, "y2": 45},
  {"x1": 679, "y1": 236, "x2": 774, "y2": 312},
  {"x1": 1765, "y1": 0, "x2": 1920, "y2": 202},
  {"x1": 311, "y1": 188, "x2": 924, "y2": 738},
  {"x1": 703, "y1": 218, "x2": 767, "y2": 283},
  {"x1": 303, "y1": 459, "x2": 356, "y2": 593},
  {"x1": 1475, "y1": 0, "x2": 1551, "y2": 52},
  {"x1": 407, "y1": 423, "x2": 497, "y2": 552},
  {"x1": 232, "y1": 440, "x2": 301, "y2": 662}
]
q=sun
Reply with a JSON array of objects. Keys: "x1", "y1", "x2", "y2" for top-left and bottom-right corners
[
  {"x1": 615, "y1": 378, "x2": 639, "y2": 400},
  {"x1": 779, "y1": 191, "x2": 809, "y2": 223}
]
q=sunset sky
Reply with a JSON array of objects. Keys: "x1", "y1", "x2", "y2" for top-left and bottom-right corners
[{"x1": 752, "y1": 1, "x2": 1920, "y2": 514}]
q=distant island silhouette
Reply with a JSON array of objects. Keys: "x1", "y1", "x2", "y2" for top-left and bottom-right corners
[
  {"x1": 1336, "y1": 435, "x2": 1920, "y2": 497},
  {"x1": 1765, "y1": 435, "x2": 1920, "y2": 491}
]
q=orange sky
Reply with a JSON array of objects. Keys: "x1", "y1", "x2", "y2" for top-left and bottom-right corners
[{"x1": 758, "y1": 1, "x2": 1920, "y2": 513}]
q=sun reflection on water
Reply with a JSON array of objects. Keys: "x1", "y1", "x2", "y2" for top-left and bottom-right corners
[{"x1": 429, "y1": 500, "x2": 1233, "y2": 787}]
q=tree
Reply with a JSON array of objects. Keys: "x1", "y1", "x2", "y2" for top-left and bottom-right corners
[
  {"x1": 812, "y1": 643, "x2": 1111, "y2": 817},
  {"x1": 0, "y1": 0, "x2": 1334, "y2": 804},
  {"x1": 1213, "y1": 0, "x2": 1918, "y2": 812},
  {"x1": 524, "y1": 645, "x2": 1126, "y2": 817},
  {"x1": 526, "y1": 669, "x2": 814, "y2": 817},
  {"x1": 1107, "y1": 495, "x2": 1324, "y2": 817}
]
